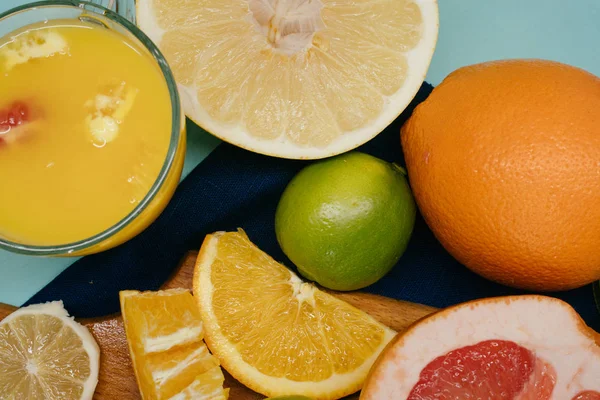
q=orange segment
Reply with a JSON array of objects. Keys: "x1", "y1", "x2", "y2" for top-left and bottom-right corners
[
  {"x1": 171, "y1": 367, "x2": 230, "y2": 400},
  {"x1": 120, "y1": 289, "x2": 227, "y2": 400},
  {"x1": 136, "y1": 0, "x2": 439, "y2": 159},
  {"x1": 193, "y1": 230, "x2": 396, "y2": 399},
  {"x1": 145, "y1": 341, "x2": 217, "y2": 399}
]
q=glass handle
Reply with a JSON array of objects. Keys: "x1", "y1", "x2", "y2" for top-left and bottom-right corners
[{"x1": 86, "y1": 0, "x2": 137, "y2": 23}]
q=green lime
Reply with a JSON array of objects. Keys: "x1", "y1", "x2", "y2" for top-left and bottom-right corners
[{"x1": 275, "y1": 151, "x2": 416, "y2": 291}]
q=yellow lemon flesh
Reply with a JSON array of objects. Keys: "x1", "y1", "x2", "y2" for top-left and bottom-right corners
[{"x1": 193, "y1": 230, "x2": 396, "y2": 399}]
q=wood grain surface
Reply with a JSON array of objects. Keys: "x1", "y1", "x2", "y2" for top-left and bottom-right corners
[{"x1": 0, "y1": 251, "x2": 437, "y2": 399}]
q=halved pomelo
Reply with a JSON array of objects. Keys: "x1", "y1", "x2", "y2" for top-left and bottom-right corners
[
  {"x1": 193, "y1": 230, "x2": 396, "y2": 399},
  {"x1": 136, "y1": 0, "x2": 439, "y2": 159},
  {"x1": 361, "y1": 295, "x2": 600, "y2": 399}
]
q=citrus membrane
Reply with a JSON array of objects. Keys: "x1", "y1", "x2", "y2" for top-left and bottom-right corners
[
  {"x1": 137, "y1": 0, "x2": 439, "y2": 159},
  {"x1": 193, "y1": 230, "x2": 396, "y2": 399}
]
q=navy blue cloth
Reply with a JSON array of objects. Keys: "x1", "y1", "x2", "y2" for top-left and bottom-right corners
[{"x1": 25, "y1": 83, "x2": 600, "y2": 332}]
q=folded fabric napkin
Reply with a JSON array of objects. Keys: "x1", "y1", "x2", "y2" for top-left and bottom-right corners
[{"x1": 25, "y1": 83, "x2": 600, "y2": 332}]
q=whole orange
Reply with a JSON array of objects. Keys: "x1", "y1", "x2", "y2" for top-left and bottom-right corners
[{"x1": 401, "y1": 59, "x2": 600, "y2": 292}]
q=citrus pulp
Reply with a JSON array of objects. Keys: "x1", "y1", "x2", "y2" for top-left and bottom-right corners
[
  {"x1": 0, "y1": 301, "x2": 100, "y2": 400},
  {"x1": 267, "y1": 397, "x2": 314, "y2": 400}
]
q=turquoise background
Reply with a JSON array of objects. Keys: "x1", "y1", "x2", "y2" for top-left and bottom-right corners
[{"x1": 1, "y1": 0, "x2": 599, "y2": 306}]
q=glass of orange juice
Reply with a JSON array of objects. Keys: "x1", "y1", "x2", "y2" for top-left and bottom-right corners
[{"x1": 0, "y1": 1, "x2": 186, "y2": 256}]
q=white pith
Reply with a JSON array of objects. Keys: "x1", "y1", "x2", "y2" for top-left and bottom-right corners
[
  {"x1": 0, "y1": 301, "x2": 100, "y2": 400},
  {"x1": 362, "y1": 297, "x2": 600, "y2": 399},
  {"x1": 195, "y1": 232, "x2": 397, "y2": 398},
  {"x1": 136, "y1": 0, "x2": 439, "y2": 160}
]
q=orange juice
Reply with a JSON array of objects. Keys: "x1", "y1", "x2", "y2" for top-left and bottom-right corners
[{"x1": 0, "y1": 19, "x2": 181, "y2": 248}]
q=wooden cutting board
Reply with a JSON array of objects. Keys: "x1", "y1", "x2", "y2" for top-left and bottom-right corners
[{"x1": 0, "y1": 251, "x2": 438, "y2": 399}]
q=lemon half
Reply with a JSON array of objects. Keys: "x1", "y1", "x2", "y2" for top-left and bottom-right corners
[{"x1": 0, "y1": 302, "x2": 100, "y2": 400}]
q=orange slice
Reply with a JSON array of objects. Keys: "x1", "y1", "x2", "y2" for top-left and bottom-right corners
[{"x1": 0, "y1": 301, "x2": 100, "y2": 400}]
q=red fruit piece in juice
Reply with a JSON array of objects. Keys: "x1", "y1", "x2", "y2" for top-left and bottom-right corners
[{"x1": 407, "y1": 340, "x2": 557, "y2": 400}]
